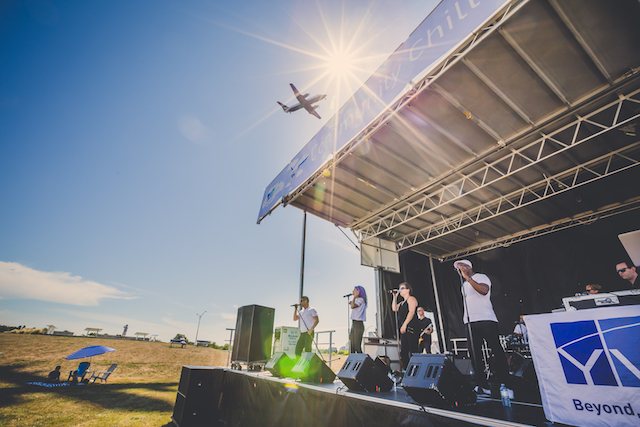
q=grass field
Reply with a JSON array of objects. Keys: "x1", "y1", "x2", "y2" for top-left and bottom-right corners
[{"x1": 0, "y1": 334, "x2": 231, "y2": 426}]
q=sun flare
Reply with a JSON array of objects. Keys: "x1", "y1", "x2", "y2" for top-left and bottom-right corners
[{"x1": 325, "y1": 50, "x2": 356, "y2": 79}]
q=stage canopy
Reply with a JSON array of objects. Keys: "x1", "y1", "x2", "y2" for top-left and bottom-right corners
[{"x1": 259, "y1": 0, "x2": 640, "y2": 262}]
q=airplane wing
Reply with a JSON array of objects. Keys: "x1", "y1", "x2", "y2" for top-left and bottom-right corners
[
  {"x1": 306, "y1": 106, "x2": 321, "y2": 119},
  {"x1": 289, "y1": 83, "x2": 302, "y2": 98}
]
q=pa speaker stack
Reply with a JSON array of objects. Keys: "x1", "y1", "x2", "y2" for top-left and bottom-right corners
[
  {"x1": 172, "y1": 366, "x2": 224, "y2": 427},
  {"x1": 401, "y1": 354, "x2": 476, "y2": 407},
  {"x1": 265, "y1": 352, "x2": 295, "y2": 378},
  {"x1": 290, "y1": 352, "x2": 336, "y2": 384},
  {"x1": 337, "y1": 353, "x2": 393, "y2": 392}
]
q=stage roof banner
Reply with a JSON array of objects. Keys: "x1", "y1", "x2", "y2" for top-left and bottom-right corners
[{"x1": 258, "y1": 0, "x2": 510, "y2": 223}]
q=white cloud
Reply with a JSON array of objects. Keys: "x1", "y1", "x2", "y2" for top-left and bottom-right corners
[
  {"x1": 0, "y1": 261, "x2": 133, "y2": 306},
  {"x1": 219, "y1": 313, "x2": 236, "y2": 320}
]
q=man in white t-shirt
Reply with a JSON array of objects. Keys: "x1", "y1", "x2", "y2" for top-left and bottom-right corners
[
  {"x1": 454, "y1": 259, "x2": 509, "y2": 394},
  {"x1": 293, "y1": 296, "x2": 319, "y2": 357}
]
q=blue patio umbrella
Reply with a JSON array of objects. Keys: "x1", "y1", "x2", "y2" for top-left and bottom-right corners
[
  {"x1": 66, "y1": 345, "x2": 116, "y2": 360},
  {"x1": 66, "y1": 345, "x2": 116, "y2": 368}
]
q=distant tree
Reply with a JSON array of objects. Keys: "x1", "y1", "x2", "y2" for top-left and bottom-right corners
[{"x1": 173, "y1": 333, "x2": 192, "y2": 344}]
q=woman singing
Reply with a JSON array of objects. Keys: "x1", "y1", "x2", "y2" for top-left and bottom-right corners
[
  {"x1": 349, "y1": 286, "x2": 367, "y2": 353},
  {"x1": 391, "y1": 282, "x2": 419, "y2": 370}
]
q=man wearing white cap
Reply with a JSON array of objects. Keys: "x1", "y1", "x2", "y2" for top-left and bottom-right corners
[{"x1": 453, "y1": 259, "x2": 509, "y2": 395}]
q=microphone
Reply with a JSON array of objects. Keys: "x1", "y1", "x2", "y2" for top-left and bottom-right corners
[
  {"x1": 387, "y1": 289, "x2": 398, "y2": 294},
  {"x1": 291, "y1": 304, "x2": 298, "y2": 307},
  {"x1": 342, "y1": 294, "x2": 352, "y2": 298}
]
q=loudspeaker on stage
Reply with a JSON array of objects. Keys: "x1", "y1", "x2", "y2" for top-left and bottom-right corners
[
  {"x1": 265, "y1": 352, "x2": 295, "y2": 378},
  {"x1": 402, "y1": 354, "x2": 476, "y2": 407},
  {"x1": 337, "y1": 353, "x2": 393, "y2": 392},
  {"x1": 290, "y1": 352, "x2": 336, "y2": 384}
]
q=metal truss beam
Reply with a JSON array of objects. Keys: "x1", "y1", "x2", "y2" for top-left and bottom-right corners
[
  {"x1": 436, "y1": 197, "x2": 640, "y2": 262},
  {"x1": 395, "y1": 142, "x2": 640, "y2": 252},
  {"x1": 354, "y1": 88, "x2": 640, "y2": 240}
]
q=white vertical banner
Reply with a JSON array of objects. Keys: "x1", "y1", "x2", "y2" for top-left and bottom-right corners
[{"x1": 525, "y1": 306, "x2": 640, "y2": 427}]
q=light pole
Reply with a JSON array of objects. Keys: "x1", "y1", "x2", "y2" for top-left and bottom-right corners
[{"x1": 195, "y1": 311, "x2": 206, "y2": 345}]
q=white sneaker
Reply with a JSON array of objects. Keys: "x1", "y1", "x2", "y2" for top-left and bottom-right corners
[{"x1": 474, "y1": 385, "x2": 491, "y2": 396}]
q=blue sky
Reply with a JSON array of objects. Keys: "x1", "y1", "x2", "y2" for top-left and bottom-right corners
[{"x1": 0, "y1": 0, "x2": 438, "y2": 347}]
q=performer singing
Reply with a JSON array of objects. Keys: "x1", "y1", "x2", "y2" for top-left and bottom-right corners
[
  {"x1": 416, "y1": 307, "x2": 433, "y2": 354},
  {"x1": 391, "y1": 282, "x2": 419, "y2": 370},
  {"x1": 349, "y1": 286, "x2": 367, "y2": 353},
  {"x1": 293, "y1": 296, "x2": 319, "y2": 357},
  {"x1": 454, "y1": 259, "x2": 509, "y2": 395}
]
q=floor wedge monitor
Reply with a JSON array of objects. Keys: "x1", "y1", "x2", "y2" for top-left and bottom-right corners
[
  {"x1": 337, "y1": 353, "x2": 393, "y2": 392},
  {"x1": 401, "y1": 354, "x2": 476, "y2": 407},
  {"x1": 265, "y1": 352, "x2": 295, "y2": 378},
  {"x1": 290, "y1": 352, "x2": 336, "y2": 384}
]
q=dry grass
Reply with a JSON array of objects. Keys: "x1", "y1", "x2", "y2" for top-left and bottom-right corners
[{"x1": 0, "y1": 334, "x2": 231, "y2": 426}]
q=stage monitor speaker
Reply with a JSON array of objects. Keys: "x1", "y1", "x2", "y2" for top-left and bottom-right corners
[
  {"x1": 337, "y1": 353, "x2": 393, "y2": 392},
  {"x1": 231, "y1": 304, "x2": 275, "y2": 364},
  {"x1": 453, "y1": 357, "x2": 474, "y2": 377},
  {"x1": 291, "y1": 352, "x2": 336, "y2": 384},
  {"x1": 402, "y1": 354, "x2": 476, "y2": 407},
  {"x1": 265, "y1": 352, "x2": 295, "y2": 378},
  {"x1": 507, "y1": 351, "x2": 541, "y2": 403},
  {"x1": 172, "y1": 366, "x2": 224, "y2": 427}
]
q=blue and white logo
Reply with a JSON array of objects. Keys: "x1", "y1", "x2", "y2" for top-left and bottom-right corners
[{"x1": 551, "y1": 316, "x2": 640, "y2": 387}]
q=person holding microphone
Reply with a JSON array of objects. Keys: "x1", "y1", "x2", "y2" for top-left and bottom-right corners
[
  {"x1": 348, "y1": 286, "x2": 367, "y2": 353},
  {"x1": 391, "y1": 282, "x2": 419, "y2": 370},
  {"x1": 293, "y1": 296, "x2": 319, "y2": 357}
]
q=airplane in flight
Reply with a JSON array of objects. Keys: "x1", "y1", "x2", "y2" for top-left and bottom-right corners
[{"x1": 277, "y1": 84, "x2": 327, "y2": 119}]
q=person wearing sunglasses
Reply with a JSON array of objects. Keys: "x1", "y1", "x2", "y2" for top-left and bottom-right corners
[
  {"x1": 615, "y1": 261, "x2": 638, "y2": 289},
  {"x1": 454, "y1": 259, "x2": 509, "y2": 396},
  {"x1": 391, "y1": 282, "x2": 419, "y2": 370}
]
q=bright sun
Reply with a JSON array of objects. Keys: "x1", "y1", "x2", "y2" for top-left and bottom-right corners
[{"x1": 325, "y1": 50, "x2": 355, "y2": 79}]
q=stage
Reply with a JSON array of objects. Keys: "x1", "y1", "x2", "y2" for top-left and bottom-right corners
[{"x1": 173, "y1": 366, "x2": 570, "y2": 427}]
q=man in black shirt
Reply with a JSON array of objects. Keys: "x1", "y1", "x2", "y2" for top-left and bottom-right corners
[{"x1": 416, "y1": 306, "x2": 433, "y2": 354}]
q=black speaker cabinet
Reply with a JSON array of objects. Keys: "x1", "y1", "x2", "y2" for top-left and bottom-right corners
[
  {"x1": 172, "y1": 366, "x2": 224, "y2": 427},
  {"x1": 291, "y1": 352, "x2": 336, "y2": 384},
  {"x1": 507, "y1": 351, "x2": 541, "y2": 403},
  {"x1": 402, "y1": 354, "x2": 476, "y2": 407},
  {"x1": 231, "y1": 304, "x2": 275, "y2": 364},
  {"x1": 337, "y1": 353, "x2": 393, "y2": 392},
  {"x1": 265, "y1": 352, "x2": 295, "y2": 378},
  {"x1": 453, "y1": 357, "x2": 474, "y2": 376}
]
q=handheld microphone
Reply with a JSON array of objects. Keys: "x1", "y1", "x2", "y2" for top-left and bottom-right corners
[
  {"x1": 291, "y1": 304, "x2": 298, "y2": 307},
  {"x1": 342, "y1": 294, "x2": 352, "y2": 298},
  {"x1": 387, "y1": 289, "x2": 398, "y2": 294}
]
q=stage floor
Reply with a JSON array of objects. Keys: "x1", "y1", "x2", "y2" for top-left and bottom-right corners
[{"x1": 207, "y1": 368, "x2": 572, "y2": 427}]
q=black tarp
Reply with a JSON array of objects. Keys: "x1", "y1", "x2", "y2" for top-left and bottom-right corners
[
  {"x1": 379, "y1": 209, "x2": 639, "y2": 352},
  {"x1": 213, "y1": 369, "x2": 547, "y2": 427}
]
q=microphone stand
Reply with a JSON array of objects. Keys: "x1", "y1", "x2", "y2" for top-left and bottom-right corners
[
  {"x1": 458, "y1": 269, "x2": 480, "y2": 387},
  {"x1": 346, "y1": 297, "x2": 351, "y2": 353},
  {"x1": 392, "y1": 293, "x2": 402, "y2": 371}
]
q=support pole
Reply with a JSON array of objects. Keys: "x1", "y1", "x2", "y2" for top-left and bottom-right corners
[
  {"x1": 429, "y1": 257, "x2": 447, "y2": 353},
  {"x1": 299, "y1": 211, "x2": 307, "y2": 300}
]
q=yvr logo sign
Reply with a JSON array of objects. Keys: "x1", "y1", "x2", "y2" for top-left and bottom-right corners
[{"x1": 551, "y1": 316, "x2": 640, "y2": 387}]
